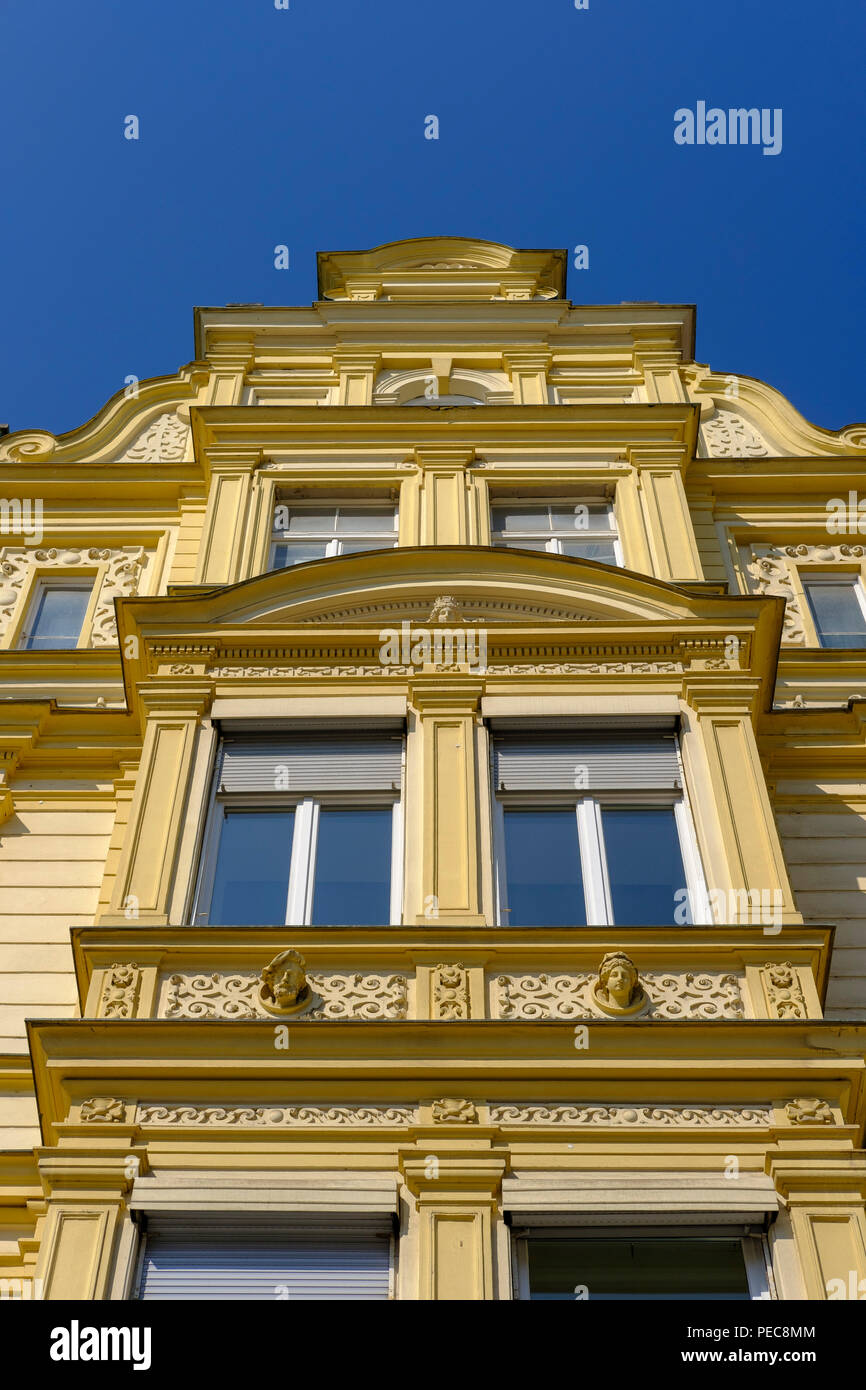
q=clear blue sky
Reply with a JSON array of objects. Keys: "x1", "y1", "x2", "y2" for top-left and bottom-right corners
[{"x1": 2, "y1": 0, "x2": 864, "y2": 435}]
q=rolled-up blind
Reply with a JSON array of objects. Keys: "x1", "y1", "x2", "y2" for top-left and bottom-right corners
[
  {"x1": 136, "y1": 1217, "x2": 392, "y2": 1300},
  {"x1": 216, "y1": 732, "x2": 403, "y2": 793},
  {"x1": 492, "y1": 731, "x2": 681, "y2": 792}
]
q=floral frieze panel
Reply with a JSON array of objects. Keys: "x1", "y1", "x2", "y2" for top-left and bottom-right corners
[
  {"x1": 489, "y1": 1103, "x2": 771, "y2": 1128},
  {"x1": 492, "y1": 970, "x2": 744, "y2": 1021},
  {"x1": 160, "y1": 969, "x2": 410, "y2": 1021},
  {"x1": 137, "y1": 1103, "x2": 415, "y2": 1127}
]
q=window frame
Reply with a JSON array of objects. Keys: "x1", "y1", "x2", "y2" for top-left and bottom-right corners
[
  {"x1": 15, "y1": 575, "x2": 96, "y2": 651},
  {"x1": 800, "y1": 570, "x2": 866, "y2": 648},
  {"x1": 489, "y1": 497, "x2": 622, "y2": 566},
  {"x1": 492, "y1": 788, "x2": 709, "y2": 928},
  {"x1": 268, "y1": 500, "x2": 399, "y2": 571},
  {"x1": 193, "y1": 788, "x2": 404, "y2": 928},
  {"x1": 510, "y1": 1227, "x2": 774, "y2": 1301}
]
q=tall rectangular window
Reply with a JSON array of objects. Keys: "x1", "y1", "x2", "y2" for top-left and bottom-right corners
[
  {"x1": 492, "y1": 728, "x2": 703, "y2": 927},
  {"x1": 490, "y1": 501, "x2": 620, "y2": 565},
  {"x1": 802, "y1": 574, "x2": 866, "y2": 648},
  {"x1": 194, "y1": 731, "x2": 403, "y2": 927},
  {"x1": 270, "y1": 503, "x2": 397, "y2": 569},
  {"x1": 20, "y1": 582, "x2": 91, "y2": 650}
]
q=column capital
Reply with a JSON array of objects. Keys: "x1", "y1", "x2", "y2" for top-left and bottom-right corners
[
  {"x1": 410, "y1": 445, "x2": 476, "y2": 473},
  {"x1": 409, "y1": 678, "x2": 484, "y2": 714}
]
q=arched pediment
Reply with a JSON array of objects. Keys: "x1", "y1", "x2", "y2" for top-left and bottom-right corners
[{"x1": 143, "y1": 546, "x2": 771, "y2": 634}]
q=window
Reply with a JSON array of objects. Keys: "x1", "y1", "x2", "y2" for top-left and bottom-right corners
[
  {"x1": 194, "y1": 731, "x2": 403, "y2": 926},
  {"x1": 135, "y1": 1217, "x2": 393, "y2": 1300},
  {"x1": 513, "y1": 1234, "x2": 768, "y2": 1301},
  {"x1": 491, "y1": 501, "x2": 620, "y2": 566},
  {"x1": 269, "y1": 503, "x2": 397, "y2": 569},
  {"x1": 802, "y1": 573, "x2": 866, "y2": 648},
  {"x1": 19, "y1": 581, "x2": 91, "y2": 650},
  {"x1": 492, "y1": 729, "x2": 705, "y2": 927}
]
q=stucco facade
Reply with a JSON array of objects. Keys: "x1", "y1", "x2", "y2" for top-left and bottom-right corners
[{"x1": 1, "y1": 238, "x2": 865, "y2": 1300}]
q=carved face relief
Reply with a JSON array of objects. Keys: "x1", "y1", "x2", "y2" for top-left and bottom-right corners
[
  {"x1": 592, "y1": 952, "x2": 648, "y2": 1017},
  {"x1": 258, "y1": 950, "x2": 313, "y2": 1016}
]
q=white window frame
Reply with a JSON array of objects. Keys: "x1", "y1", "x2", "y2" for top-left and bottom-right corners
[
  {"x1": 801, "y1": 570, "x2": 866, "y2": 647},
  {"x1": 193, "y1": 792, "x2": 403, "y2": 927},
  {"x1": 490, "y1": 498, "x2": 622, "y2": 566},
  {"x1": 493, "y1": 790, "x2": 709, "y2": 927},
  {"x1": 17, "y1": 577, "x2": 94, "y2": 651},
  {"x1": 269, "y1": 500, "x2": 399, "y2": 570},
  {"x1": 511, "y1": 1228, "x2": 773, "y2": 1301}
]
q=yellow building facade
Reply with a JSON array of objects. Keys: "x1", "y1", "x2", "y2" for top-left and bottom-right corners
[{"x1": 1, "y1": 238, "x2": 865, "y2": 1300}]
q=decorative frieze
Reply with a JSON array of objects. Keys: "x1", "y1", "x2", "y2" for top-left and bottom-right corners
[
  {"x1": 432, "y1": 964, "x2": 470, "y2": 1020},
  {"x1": 119, "y1": 411, "x2": 189, "y2": 462},
  {"x1": 98, "y1": 963, "x2": 141, "y2": 1019},
  {"x1": 161, "y1": 969, "x2": 409, "y2": 1021},
  {"x1": 489, "y1": 1103, "x2": 771, "y2": 1127},
  {"x1": 137, "y1": 1103, "x2": 415, "y2": 1127},
  {"x1": 0, "y1": 545, "x2": 147, "y2": 646},
  {"x1": 761, "y1": 962, "x2": 807, "y2": 1020},
  {"x1": 207, "y1": 660, "x2": 685, "y2": 679},
  {"x1": 494, "y1": 967, "x2": 744, "y2": 1021},
  {"x1": 701, "y1": 410, "x2": 769, "y2": 457}
]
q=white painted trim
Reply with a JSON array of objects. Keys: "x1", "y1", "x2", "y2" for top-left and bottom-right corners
[
  {"x1": 743, "y1": 1234, "x2": 774, "y2": 1299},
  {"x1": 389, "y1": 798, "x2": 404, "y2": 926},
  {"x1": 674, "y1": 797, "x2": 711, "y2": 925},
  {"x1": 492, "y1": 795, "x2": 511, "y2": 927},
  {"x1": 576, "y1": 798, "x2": 610, "y2": 926},
  {"x1": 287, "y1": 798, "x2": 316, "y2": 925}
]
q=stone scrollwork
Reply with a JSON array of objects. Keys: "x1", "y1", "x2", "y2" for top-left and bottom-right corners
[
  {"x1": 747, "y1": 543, "x2": 866, "y2": 647},
  {"x1": 701, "y1": 410, "x2": 770, "y2": 457},
  {"x1": 432, "y1": 963, "x2": 470, "y2": 1020},
  {"x1": 119, "y1": 411, "x2": 190, "y2": 462},
  {"x1": 489, "y1": 1103, "x2": 771, "y2": 1128},
  {"x1": 432, "y1": 1098, "x2": 478, "y2": 1124},
  {"x1": 761, "y1": 962, "x2": 807, "y2": 1020},
  {"x1": 0, "y1": 545, "x2": 147, "y2": 646},
  {"x1": 162, "y1": 968, "x2": 409, "y2": 1020},
  {"x1": 785, "y1": 1097, "x2": 835, "y2": 1126},
  {"x1": 80, "y1": 1097, "x2": 127, "y2": 1123},
  {"x1": 137, "y1": 1104, "x2": 415, "y2": 1128},
  {"x1": 494, "y1": 966, "x2": 743, "y2": 1021},
  {"x1": 98, "y1": 963, "x2": 141, "y2": 1019}
]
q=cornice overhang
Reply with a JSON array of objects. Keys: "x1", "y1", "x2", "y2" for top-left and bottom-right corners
[
  {"x1": 189, "y1": 401, "x2": 701, "y2": 468},
  {"x1": 112, "y1": 545, "x2": 784, "y2": 719},
  {"x1": 27, "y1": 1016, "x2": 866, "y2": 1147}
]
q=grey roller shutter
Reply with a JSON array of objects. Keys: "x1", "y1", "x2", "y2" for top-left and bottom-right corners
[
  {"x1": 216, "y1": 733, "x2": 403, "y2": 793},
  {"x1": 492, "y1": 731, "x2": 681, "y2": 792},
  {"x1": 136, "y1": 1217, "x2": 392, "y2": 1300}
]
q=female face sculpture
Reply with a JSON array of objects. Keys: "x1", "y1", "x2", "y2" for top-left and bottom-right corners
[{"x1": 594, "y1": 952, "x2": 644, "y2": 1015}]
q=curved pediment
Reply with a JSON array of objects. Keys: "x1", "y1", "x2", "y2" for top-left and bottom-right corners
[
  {"x1": 316, "y1": 238, "x2": 566, "y2": 302},
  {"x1": 142, "y1": 546, "x2": 771, "y2": 634}
]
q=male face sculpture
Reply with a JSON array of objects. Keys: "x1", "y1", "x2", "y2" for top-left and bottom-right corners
[{"x1": 260, "y1": 950, "x2": 309, "y2": 1013}]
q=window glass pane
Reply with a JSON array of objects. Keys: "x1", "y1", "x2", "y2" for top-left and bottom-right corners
[
  {"x1": 503, "y1": 809, "x2": 585, "y2": 926},
  {"x1": 24, "y1": 586, "x2": 90, "y2": 650},
  {"x1": 526, "y1": 1239, "x2": 750, "y2": 1300},
  {"x1": 602, "y1": 807, "x2": 686, "y2": 925},
  {"x1": 337, "y1": 539, "x2": 397, "y2": 556},
  {"x1": 491, "y1": 505, "x2": 551, "y2": 533},
  {"x1": 312, "y1": 808, "x2": 391, "y2": 925},
  {"x1": 334, "y1": 508, "x2": 395, "y2": 535},
  {"x1": 559, "y1": 540, "x2": 618, "y2": 564},
  {"x1": 550, "y1": 505, "x2": 612, "y2": 533},
  {"x1": 270, "y1": 542, "x2": 329, "y2": 568},
  {"x1": 208, "y1": 810, "x2": 293, "y2": 925},
  {"x1": 804, "y1": 579, "x2": 866, "y2": 648},
  {"x1": 493, "y1": 537, "x2": 551, "y2": 553},
  {"x1": 278, "y1": 508, "x2": 336, "y2": 535}
]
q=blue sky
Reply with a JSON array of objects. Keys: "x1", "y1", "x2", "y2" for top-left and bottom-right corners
[{"x1": 1, "y1": 0, "x2": 864, "y2": 435}]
